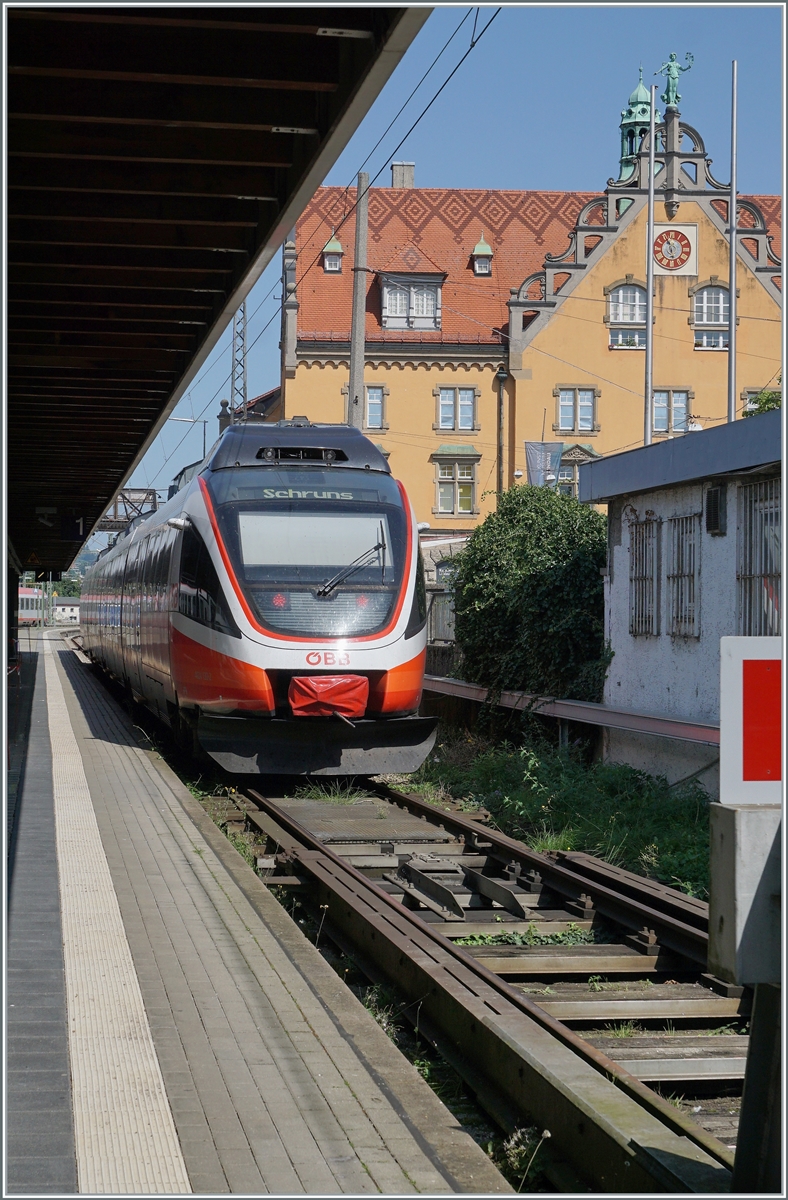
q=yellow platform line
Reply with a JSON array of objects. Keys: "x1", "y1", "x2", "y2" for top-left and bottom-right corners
[{"x1": 44, "y1": 635, "x2": 191, "y2": 1195}]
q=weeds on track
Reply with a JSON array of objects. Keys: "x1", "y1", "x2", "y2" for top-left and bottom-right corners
[{"x1": 393, "y1": 725, "x2": 711, "y2": 899}]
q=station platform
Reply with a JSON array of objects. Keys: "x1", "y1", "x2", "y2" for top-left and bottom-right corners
[{"x1": 7, "y1": 630, "x2": 509, "y2": 1195}]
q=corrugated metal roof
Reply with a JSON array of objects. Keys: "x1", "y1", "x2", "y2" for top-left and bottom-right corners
[{"x1": 579, "y1": 410, "x2": 781, "y2": 502}]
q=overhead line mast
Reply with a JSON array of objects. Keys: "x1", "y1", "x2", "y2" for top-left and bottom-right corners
[{"x1": 231, "y1": 301, "x2": 248, "y2": 424}]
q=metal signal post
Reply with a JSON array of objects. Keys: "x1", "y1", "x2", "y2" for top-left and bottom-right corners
[
  {"x1": 644, "y1": 84, "x2": 657, "y2": 447},
  {"x1": 728, "y1": 61, "x2": 738, "y2": 423}
]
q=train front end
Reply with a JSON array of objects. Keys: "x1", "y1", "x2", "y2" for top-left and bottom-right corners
[{"x1": 188, "y1": 421, "x2": 436, "y2": 774}]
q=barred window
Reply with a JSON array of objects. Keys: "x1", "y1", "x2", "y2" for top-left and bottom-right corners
[
  {"x1": 428, "y1": 592, "x2": 456, "y2": 642},
  {"x1": 737, "y1": 479, "x2": 781, "y2": 635},
  {"x1": 667, "y1": 515, "x2": 700, "y2": 637},
  {"x1": 629, "y1": 519, "x2": 660, "y2": 636}
]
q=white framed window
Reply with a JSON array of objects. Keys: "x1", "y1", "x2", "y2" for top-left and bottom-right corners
[
  {"x1": 609, "y1": 284, "x2": 647, "y2": 323},
  {"x1": 653, "y1": 388, "x2": 689, "y2": 434},
  {"x1": 387, "y1": 285, "x2": 408, "y2": 317},
  {"x1": 437, "y1": 387, "x2": 476, "y2": 432},
  {"x1": 555, "y1": 386, "x2": 597, "y2": 433},
  {"x1": 737, "y1": 478, "x2": 781, "y2": 635},
  {"x1": 694, "y1": 285, "x2": 729, "y2": 325},
  {"x1": 610, "y1": 328, "x2": 647, "y2": 349},
  {"x1": 742, "y1": 385, "x2": 782, "y2": 415},
  {"x1": 667, "y1": 515, "x2": 700, "y2": 637},
  {"x1": 323, "y1": 253, "x2": 342, "y2": 273},
  {"x1": 691, "y1": 284, "x2": 730, "y2": 350},
  {"x1": 607, "y1": 282, "x2": 646, "y2": 350},
  {"x1": 435, "y1": 461, "x2": 476, "y2": 515},
  {"x1": 557, "y1": 465, "x2": 576, "y2": 497},
  {"x1": 380, "y1": 273, "x2": 443, "y2": 330},
  {"x1": 629, "y1": 518, "x2": 660, "y2": 636},
  {"x1": 365, "y1": 386, "x2": 385, "y2": 430},
  {"x1": 413, "y1": 286, "x2": 436, "y2": 317},
  {"x1": 474, "y1": 256, "x2": 492, "y2": 276}
]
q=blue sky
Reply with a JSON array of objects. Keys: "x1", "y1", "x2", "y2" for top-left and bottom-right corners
[{"x1": 124, "y1": 3, "x2": 783, "y2": 503}]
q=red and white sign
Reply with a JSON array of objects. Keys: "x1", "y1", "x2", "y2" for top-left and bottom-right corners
[
  {"x1": 305, "y1": 650, "x2": 350, "y2": 667},
  {"x1": 720, "y1": 637, "x2": 782, "y2": 804}
]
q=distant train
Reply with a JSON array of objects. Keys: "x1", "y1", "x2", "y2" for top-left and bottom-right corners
[
  {"x1": 17, "y1": 586, "x2": 43, "y2": 626},
  {"x1": 82, "y1": 421, "x2": 436, "y2": 774}
]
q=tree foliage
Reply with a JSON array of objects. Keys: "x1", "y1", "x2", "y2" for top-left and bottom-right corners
[
  {"x1": 743, "y1": 374, "x2": 781, "y2": 417},
  {"x1": 451, "y1": 485, "x2": 609, "y2": 702}
]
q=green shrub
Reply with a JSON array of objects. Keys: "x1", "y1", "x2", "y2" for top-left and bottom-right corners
[
  {"x1": 451, "y1": 484, "x2": 609, "y2": 701},
  {"x1": 417, "y1": 736, "x2": 710, "y2": 898}
]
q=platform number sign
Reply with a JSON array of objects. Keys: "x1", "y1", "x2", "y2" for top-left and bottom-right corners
[
  {"x1": 61, "y1": 515, "x2": 86, "y2": 540},
  {"x1": 719, "y1": 637, "x2": 782, "y2": 804}
]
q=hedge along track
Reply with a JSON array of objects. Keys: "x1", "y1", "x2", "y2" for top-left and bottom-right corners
[{"x1": 230, "y1": 782, "x2": 742, "y2": 1193}]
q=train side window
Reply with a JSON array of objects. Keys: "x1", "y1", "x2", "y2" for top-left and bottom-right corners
[
  {"x1": 178, "y1": 525, "x2": 240, "y2": 638},
  {"x1": 404, "y1": 546, "x2": 428, "y2": 639}
]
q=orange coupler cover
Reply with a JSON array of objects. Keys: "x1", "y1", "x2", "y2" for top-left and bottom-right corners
[{"x1": 288, "y1": 675, "x2": 369, "y2": 718}]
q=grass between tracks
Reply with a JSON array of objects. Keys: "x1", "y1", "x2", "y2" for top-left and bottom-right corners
[
  {"x1": 386, "y1": 725, "x2": 711, "y2": 900},
  {"x1": 273, "y1": 896, "x2": 554, "y2": 1193}
]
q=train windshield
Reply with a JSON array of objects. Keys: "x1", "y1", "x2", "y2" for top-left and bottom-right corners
[{"x1": 207, "y1": 467, "x2": 408, "y2": 637}]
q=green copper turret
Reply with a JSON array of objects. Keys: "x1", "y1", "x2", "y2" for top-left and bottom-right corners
[{"x1": 617, "y1": 67, "x2": 661, "y2": 181}]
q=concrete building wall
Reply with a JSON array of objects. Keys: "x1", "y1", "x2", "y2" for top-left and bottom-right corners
[{"x1": 601, "y1": 476, "x2": 745, "y2": 795}]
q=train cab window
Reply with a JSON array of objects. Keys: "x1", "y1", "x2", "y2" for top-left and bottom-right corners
[
  {"x1": 207, "y1": 466, "x2": 409, "y2": 638},
  {"x1": 178, "y1": 526, "x2": 240, "y2": 637}
]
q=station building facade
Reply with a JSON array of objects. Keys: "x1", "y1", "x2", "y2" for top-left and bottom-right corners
[{"x1": 278, "y1": 82, "x2": 781, "y2": 531}]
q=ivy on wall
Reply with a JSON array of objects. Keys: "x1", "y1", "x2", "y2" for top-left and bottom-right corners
[{"x1": 451, "y1": 485, "x2": 610, "y2": 703}]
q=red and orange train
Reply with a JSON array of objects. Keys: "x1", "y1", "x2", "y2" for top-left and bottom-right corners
[{"x1": 82, "y1": 421, "x2": 436, "y2": 774}]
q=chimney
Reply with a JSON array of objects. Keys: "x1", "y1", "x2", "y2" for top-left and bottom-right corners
[{"x1": 391, "y1": 162, "x2": 415, "y2": 188}]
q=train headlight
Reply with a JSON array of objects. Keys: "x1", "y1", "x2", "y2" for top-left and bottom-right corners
[{"x1": 324, "y1": 448, "x2": 337, "y2": 463}]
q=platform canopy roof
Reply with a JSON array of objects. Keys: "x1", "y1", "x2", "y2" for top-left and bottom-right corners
[{"x1": 6, "y1": 5, "x2": 430, "y2": 573}]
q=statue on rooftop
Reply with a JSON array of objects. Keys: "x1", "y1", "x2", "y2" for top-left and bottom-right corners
[{"x1": 656, "y1": 51, "x2": 693, "y2": 108}]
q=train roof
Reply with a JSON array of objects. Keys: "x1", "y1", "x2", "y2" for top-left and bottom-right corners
[{"x1": 207, "y1": 419, "x2": 391, "y2": 474}]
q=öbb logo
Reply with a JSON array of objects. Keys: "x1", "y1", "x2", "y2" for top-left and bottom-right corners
[{"x1": 306, "y1": 651, "x2": 350, "y2": 667}]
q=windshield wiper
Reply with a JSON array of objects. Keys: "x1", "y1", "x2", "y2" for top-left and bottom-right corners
[{"x1": 317, "y1": 523, "x2": 387, "y2": 598}]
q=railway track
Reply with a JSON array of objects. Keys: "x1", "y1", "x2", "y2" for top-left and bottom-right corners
[{"x1": 202, "y1": 778, "x2": 746, "y2": 1192}]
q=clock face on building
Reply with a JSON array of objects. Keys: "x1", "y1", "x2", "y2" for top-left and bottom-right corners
[{"x1": 653, "y1": 229, "x2": 692, "y2": 270}]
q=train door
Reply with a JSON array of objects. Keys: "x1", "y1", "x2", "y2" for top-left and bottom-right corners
[{"x1": 121, "y1": 537, "x2": 144, "y2": 697}]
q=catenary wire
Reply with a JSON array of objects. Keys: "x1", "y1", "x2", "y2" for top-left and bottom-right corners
[{"x1": 140, "y1": 11, "x2": 502, "y2": 489}]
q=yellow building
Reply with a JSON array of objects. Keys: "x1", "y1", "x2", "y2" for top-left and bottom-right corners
[{"x1": 280, "y1": 87, "x2": 781, "y2": 530}]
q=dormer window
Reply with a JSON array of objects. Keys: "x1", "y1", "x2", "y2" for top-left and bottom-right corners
[
  {"x1": 471, "y1": 233, "x2": 493, "y2": 276},
  {"x1": 322, "y1": 230, "x2": 343, "y2": 273},
  {"x1": 380, "y1": 273, "x2": 443, "y2": 330}
]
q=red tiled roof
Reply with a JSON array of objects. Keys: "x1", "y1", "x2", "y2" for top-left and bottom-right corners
[
  {"x1": 743, "y1": 194, "x2": 781, "y2": 261},
  {"x1": 296, "y1": 186, "x2": 601, "y2": 344},
  {"x1": 296, "y1": 187, "x2": 781, "y2": 343}
]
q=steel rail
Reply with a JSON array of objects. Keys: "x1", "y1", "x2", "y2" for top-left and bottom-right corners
[
  {"x1": 422, "y1": 675, "x2": 721, "y2": 746},
  {"x1": 369, "y1": 781, "x2": 709, "y2": 963},
  {"x1": 245, "y1": 790, "x2": 734, "y2": 1181}
]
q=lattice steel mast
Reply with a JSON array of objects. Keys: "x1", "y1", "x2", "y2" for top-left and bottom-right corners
[{"x1": 231, "y1": 301, "x2": 247, "y2": 423}]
